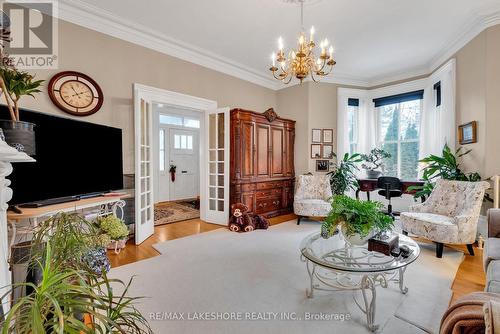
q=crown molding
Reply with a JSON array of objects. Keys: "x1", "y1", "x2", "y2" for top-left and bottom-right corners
[
  {"x1": 55, "y1": 1, "x2": 500, "y2": 91},
  {"x1": 57, "y1": 0, "x2": 281, "y2": 91},
  {"x1": 428, "y1": 10, "x2": 500, "y2": 73}
]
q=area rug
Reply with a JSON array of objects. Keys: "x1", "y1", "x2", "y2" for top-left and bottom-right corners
[
  {"x1": 110, "y1": 220, "x2": 464, "y2": 334},
  {"x1": 154, "y1": 201, "x2": 200, "y2": 226}
]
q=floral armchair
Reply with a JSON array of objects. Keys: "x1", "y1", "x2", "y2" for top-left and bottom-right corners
[
  {"x1": 294, "y1": 174, "x2": 332, "y2": 225},
  {"x1": 401, "y1": 179, "x2": 489, "y2": 258}
]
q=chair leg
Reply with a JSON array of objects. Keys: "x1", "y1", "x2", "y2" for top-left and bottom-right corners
[
  {"x1": 297, "y1": 216, "x2": 302, "y2": 225},
  {"x1": 435, "y1": 242, "x2": 444, "y2": 258},
  {"x1": 466, "y1": 244, "x2": 475, "y2": 256},
  {"x1": 402, "y1": 230, "x2": 408, "y2": 236}
]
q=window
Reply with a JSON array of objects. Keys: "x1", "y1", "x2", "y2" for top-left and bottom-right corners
[
  {"x1": 159, "y1": 129, "x2": 165, "y2": 171},
  {"x1": 375, "y1": 91, "x2": 422, "y2": 179},
  {"x1": 347, "y1": 98, "x2": 359, "y2": 155},
  {"x1": 174, "y1": 134, "x2": 193, "y2": 150},
  {"x1": 160, "y1": 114, "x2": 200, "y2": 129}
]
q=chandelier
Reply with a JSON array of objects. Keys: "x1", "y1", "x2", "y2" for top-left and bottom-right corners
[{"x1": 269, "y1": 0, "x2": 336, "y2": 84}]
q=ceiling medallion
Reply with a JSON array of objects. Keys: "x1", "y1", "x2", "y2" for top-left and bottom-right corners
[{"x1": 269, "y1": 0, "x2": 336, "y2": 84}]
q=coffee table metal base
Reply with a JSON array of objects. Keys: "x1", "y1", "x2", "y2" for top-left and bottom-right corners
[{"x1": 302, "y1": 255, "x2": 408, "y2": 332}]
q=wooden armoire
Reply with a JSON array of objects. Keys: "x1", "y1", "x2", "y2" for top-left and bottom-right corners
[{"x1": 230, "y1": 108, "x2": 295, "y2": 217}]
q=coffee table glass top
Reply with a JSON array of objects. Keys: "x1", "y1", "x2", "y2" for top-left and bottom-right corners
[{"x1": 300, "y1": 232, "x2": 420, "y2": 273}]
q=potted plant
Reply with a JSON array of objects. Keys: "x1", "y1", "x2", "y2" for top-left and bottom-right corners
[
  {"x1": 2, "y1": 213, "x2": 152, "y2": 333},
  {"x1": 361, "y1": 148, "x2": 391, "y2": 179},
  {"x1": 327, "y1": 152, "x2": 363, "y2": 195},
  {"x1": 0, "y1": 67, "x2": 43, "y2": 156},
  {"x1": 321, "y1": 195, "x2": 394, "y2": 245},
  {"x1": 409, "y1": 144, "x2": 482, "y2": 199},
  {"x1": 97, "y1": 215, "x2": 130, "y2": 254}
]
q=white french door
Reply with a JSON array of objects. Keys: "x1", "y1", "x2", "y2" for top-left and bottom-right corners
[
  {"x1": 134, "y1": 91, "x2": 155, "y2": 244},
  {"x1": 205, "y1": 108, "x2": 230, "y2": 225}
]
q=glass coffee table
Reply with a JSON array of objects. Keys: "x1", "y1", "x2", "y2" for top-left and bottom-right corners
[{"x1": 300, "y1": 232, "x2": 420, "y2": 331}]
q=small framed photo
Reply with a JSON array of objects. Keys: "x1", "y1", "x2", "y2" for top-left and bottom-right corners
[
  {"x1": 311, "y1": 144, "x2": 322, "y2": 159},
  {"x1": 312, "y1": 129, "x2": 322, "y2": 143},
  {"x1": 322, "y1": 144, "x2": 334, "y2": 159},
  {"x1": 459, "y1": 121, "x2": 477, "y2": 145},
  {"x1": 322, "y1": 129, "x2": 333, "y2": 143},
  {"x1": 316, "y1": 160, "x2": 329, "y2": 172}
]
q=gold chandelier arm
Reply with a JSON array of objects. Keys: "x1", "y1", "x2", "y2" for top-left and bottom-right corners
[
  {"x1": 310, "y1": 70, "x2": 321, "y2": 83},
  {"x1": 283, "y1": 72, "x2": 294, "y2": 84}
]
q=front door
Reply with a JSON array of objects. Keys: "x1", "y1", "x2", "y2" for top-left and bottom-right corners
[{"x1": 169, "y1": 128, "x2": 199, "y2": 200}]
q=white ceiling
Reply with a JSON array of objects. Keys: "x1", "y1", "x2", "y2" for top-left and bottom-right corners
[{"x1": 59, "y1": 0, "x2": 500, "y2": 89}]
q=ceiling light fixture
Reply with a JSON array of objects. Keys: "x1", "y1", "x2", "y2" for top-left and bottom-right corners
[{"x1": 269, "y1": 0, "x2": 336, "y2": 84}]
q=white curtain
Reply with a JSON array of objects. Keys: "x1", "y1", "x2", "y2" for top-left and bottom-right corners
[
  {"x1": 418, "y1": 60, "x2": 456, "y2": 160},
  {"x1": 336, "y1": 95, "x2": 350, "y2": 159},
  {"x1": 357, "y1": 99, "x2": 377, "y2": 155}
]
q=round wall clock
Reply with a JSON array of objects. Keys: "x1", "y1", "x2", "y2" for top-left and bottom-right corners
[{"x1": 48, "y1": 71, "x2": 104, "y2": 116}]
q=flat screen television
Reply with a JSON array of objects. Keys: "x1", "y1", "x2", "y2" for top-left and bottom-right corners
[{"x1": 0, "y1": 106, "x2": 123, "y2": 205}]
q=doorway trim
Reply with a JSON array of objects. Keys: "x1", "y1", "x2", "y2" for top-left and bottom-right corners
[{"x1": 134, "y1": 84, "x2": 217, "y2": 224}]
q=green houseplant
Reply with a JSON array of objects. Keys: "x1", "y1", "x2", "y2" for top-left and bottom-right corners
[
  {"x1": 410, "y1": 144, "x2": 482, "y2": 199},
  {"x1": 96, "y1": 215, "x2": 129, "y2": 254},
  {"x1": 0, "y1": 67, "x2": 43, "y2": 155},
  {"x1": 360, "y1": 148, "x2": 391, "y2": 179},
  {"x1": 1, "y1": 213, "x2": 152, "y2": 334},
  {"x1": 321, "y1": 195, "x2": 394, "y2": 245},
  {"x1": 327, "y1": 153, "x2": 363, "y2": 195}
]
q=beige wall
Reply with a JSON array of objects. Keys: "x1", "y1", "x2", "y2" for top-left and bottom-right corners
[
  {"x1": 17, "y1": 20, "x2": 277, "y2": 174},
  {"x1": 454, "y1": 24, "x2": 500, "y2": 178}
]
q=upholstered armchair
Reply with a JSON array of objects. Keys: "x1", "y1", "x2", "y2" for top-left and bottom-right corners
[
  {"x1": 401, "y1": 179, "x2": 489, "y2": 258},
  {"x1": 294, "y1": 174, "x2": 332, "y2": 225}
]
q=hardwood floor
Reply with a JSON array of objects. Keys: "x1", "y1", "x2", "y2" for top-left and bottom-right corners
[{"x1": 108, "y1": 214, "x2": 485, "y2": 304}]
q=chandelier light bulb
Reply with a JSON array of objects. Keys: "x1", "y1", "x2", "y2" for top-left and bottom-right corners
[
  {"x1": 299, "y1": 34, "x2": 304, "y2": 45},
  {"x1": 271, "y1": 52, "x2": 276, "y2": 67},
  {"x1": 310, "y1": 26, "x2": 315, "y2": 41},
  {"x1": 329, "y1": 46, "x2": 334, "y2": 57},
  {"x1": 278, "y1": 37, "x2": 284, "y2": 50}
]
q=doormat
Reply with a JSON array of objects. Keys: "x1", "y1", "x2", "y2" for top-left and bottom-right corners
[{"x1": 154, "y1": 201, "x2": 200, "y2": 226}]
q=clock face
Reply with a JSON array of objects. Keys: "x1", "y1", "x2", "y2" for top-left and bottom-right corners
[
  {"x1": 59, "y1": 80, "x2": 94, "y2": 109},
  {"x1": 48, "y1": 71, "x2": 104, "y2": 116}
]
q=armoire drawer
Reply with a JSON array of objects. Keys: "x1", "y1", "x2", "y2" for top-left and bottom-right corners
[
  {"x1": 256, "y1": 182, "x2": 284, "y2": 191},
  {"x1": 255, "y1": 188, "x2": 282, "y2": 199},
  {"x1": 256, "y1": 198, "x2": 281, "y2": 214}
]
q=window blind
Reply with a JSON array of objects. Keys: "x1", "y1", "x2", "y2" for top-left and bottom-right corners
[
  {"x1": 434, "y1": 81, "x2": 441, "y2": 107},
  {"x1": 372, "y1": 90, "x2": 424, "y2": 107},
  {"x1": 348, "y1": 98, "x2": 359, "y2": 107}
]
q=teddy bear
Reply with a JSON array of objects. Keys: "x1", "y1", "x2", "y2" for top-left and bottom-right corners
[{"x1": 228, "y1": 203, "x2": 269, "y2": 232}]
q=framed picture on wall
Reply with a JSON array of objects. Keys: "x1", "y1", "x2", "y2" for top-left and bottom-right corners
[
  {"x1": 322, "y1": 129, "x2": 333, "y2": 143},
  {"x1": 316, "y1": 160, "x2": 329, "y2": 172},
  {"x1": 312, "y1": 129, "x2": 322, "y2": 143},
  {"x1": 322, "y1": 144, "x2": 334, "y2": 159},
  {"x1": 311, "y1": 144, "x2": 322, "y2": 159},
  {"x1": 459, "y1": 121, "x2": 477, "y2": 145}
]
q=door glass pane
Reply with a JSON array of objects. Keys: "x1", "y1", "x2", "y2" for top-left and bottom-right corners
[
  {"x1": 217, "y1": 113, "x2": 225, "y2": 149},
  {"x1": 174, "y1": 135, "x2": 180, "y2": 149},
  {"x1": 218, "y1": 175, "x2": 224, "y2": 187},
  {"x1": 210, "y1": 200, "x2": 216, "y2": 210},
  {"x1": 210, "y1": 163, "x2": 216, "y2": 174},
  {"x1": 209, "y1": 187, "x2": 216, "y2": 198},
  {"x1": 218, "y1": 188, "x2": 224, "y2": 199},
  {"x1": 209, "y1": 150, "x2": 216, "y2": 162},
  {"x1": 218, "y1": 149, "x2": 224, "y2": 162},
  {"x1": 181, "y1": 135, "x2": 187, "y2": 149},
  {"x1": 218, "y1": 200, "x2": 224, "y2": 212},
  {"x1": 218, "y1": 163, "x2": 224, "y2": 174},
  {"x1": 187, "y1": 136, "x2": 193, "y2": 150},
  {"x1": 159, "y1": 151, "x2": 165, "y2": 171},
  {"x1": 210, "y1": 175, "x2": 216, "y2": 186},
  {"x1": 209, "y1": 114, "x2": 216, "y2": 149},
  {"x1": 400, "y1": 141, "x2": 419, "y2": 179},
  {"x1": 381, "y1": 142, "x2": 398, "y2": 177}
]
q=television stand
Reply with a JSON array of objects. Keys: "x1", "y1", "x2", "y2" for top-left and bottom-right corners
[{"x1": 7, "y1": 194, "x2": 131, "y2": 250}]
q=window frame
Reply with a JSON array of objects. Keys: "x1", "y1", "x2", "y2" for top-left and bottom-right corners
[{"x1": 376, "y1": 99, "x2": 422, "y2": 179}]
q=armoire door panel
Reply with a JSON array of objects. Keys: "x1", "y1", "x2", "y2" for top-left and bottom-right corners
[
  {"x1": 241, "y1": 121, "x2": 255, "y2": 178},
  {"x1": 257, "y1": 125, "x2": 270, "y2": 176},
  {"x1": 271, "y1": 127, "x2": 284, "y2": 176}
]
